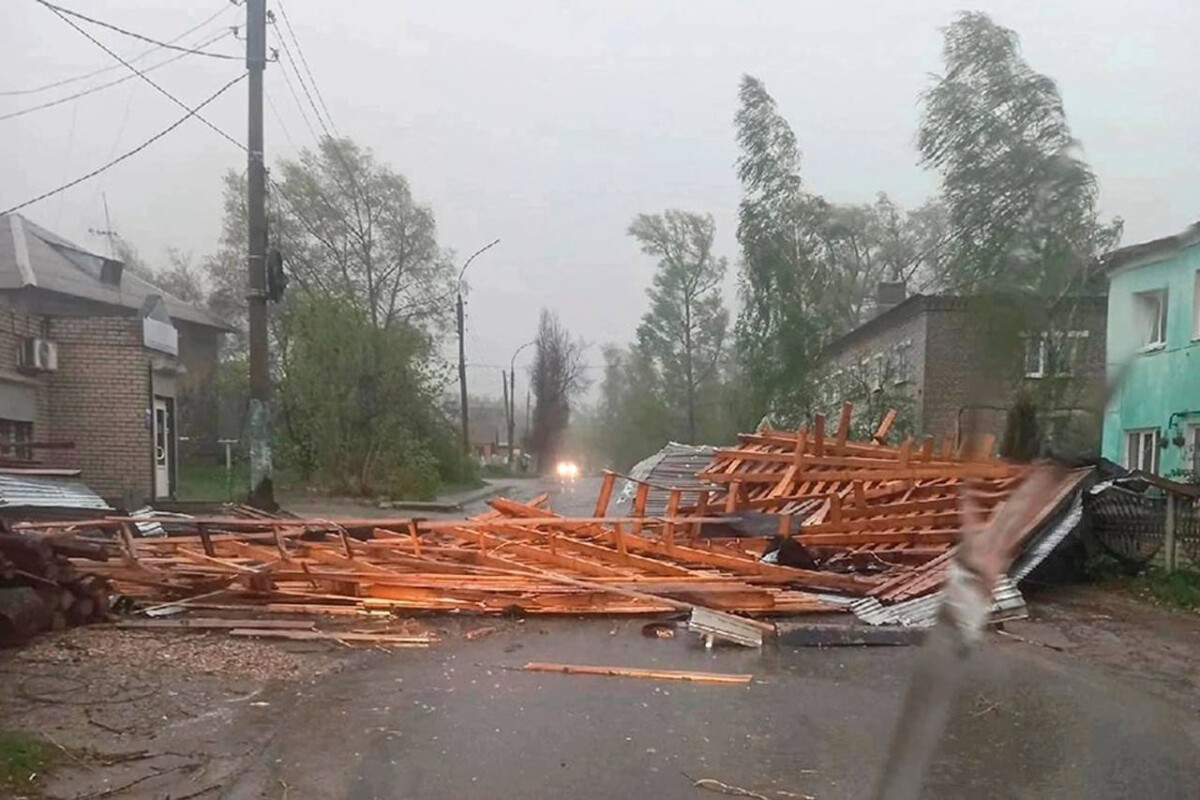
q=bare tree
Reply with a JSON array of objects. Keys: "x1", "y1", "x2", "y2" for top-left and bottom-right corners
[{"x1": 529, "y1": 309, "x2": 587, "y2": 471}]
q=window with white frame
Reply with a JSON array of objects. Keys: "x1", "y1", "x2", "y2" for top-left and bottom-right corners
[
  {"x1": 1024, "y1": 335, "x2": 1047, "y2": 378},
  {"x1": 1134, "y1": 289, "x2": 1168, "y2": 349},
  {"x1": 1125, "y1": 429, "x2": 1160, "y2": 473},
  {"x1": 1024, "y1": 330, "x2": 1088, "y2": 377}
]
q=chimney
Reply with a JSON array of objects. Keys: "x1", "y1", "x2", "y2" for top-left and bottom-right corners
[{"x1": 876, "y1": 281, "x2": 906, "y2": 313}]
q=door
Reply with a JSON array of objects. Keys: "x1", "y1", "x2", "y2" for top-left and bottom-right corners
[{"x1": 153, "y1": 397, "x2": 172, "y2": 498}]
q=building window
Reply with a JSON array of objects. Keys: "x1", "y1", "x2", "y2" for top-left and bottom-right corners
[
  {"x1": 1125, "y1": 429, "x2": 1160, "y2": 474},
  {"x1": 0, "y1": 419, "x2": 33, "y2": 461},
  {"x1": 1024, "y1": 336, "x2": 1046, "y2": 378},
  {"x1": 1134, "y1": 289, "x2": 1168, "y2": 350},
  {"x1": 1188, "y1": 424, "x2": 1200, "y2": 477},
  {"x1": 1025, "y1": 330, "x2": 1088, "y2": 378}
]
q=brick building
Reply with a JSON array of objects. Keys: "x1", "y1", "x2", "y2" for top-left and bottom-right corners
[
  {"x1": 815, "y1": 292, "x2": 1108, "y2": 454},
  {"x1": 0, "y1": 213, "x2": 231, "y2": 505}
]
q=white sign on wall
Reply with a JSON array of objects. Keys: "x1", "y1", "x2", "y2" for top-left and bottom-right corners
[{"x1": 143, "y1": 317, "x2": 179, "y2": 356}]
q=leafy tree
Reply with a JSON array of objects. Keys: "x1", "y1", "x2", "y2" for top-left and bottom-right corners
[
  {"x1": 593, "y1": 344, "x2": 672, "y2": 470},
  {"x1": 819, "y1": 194, "x2": 951, "y2": 332},
  {"x1": 199, "y1": 137, "x2": 470, "y2": 495},
  {"x1": 529, "y1": 309, "x2": 588, "y2": 471},
  {"x1": 277, "y1": 293, "x2": 469, "y2": 498},
  {"x1": 918, "y1": 12, "x2": 1121, "y2": 295},
  {"x1": 628, "y1": 210, "x2": 729, "y2": 443},
  {"x1": 733, "y1": 75, "x2": 830, "y2": 423}
]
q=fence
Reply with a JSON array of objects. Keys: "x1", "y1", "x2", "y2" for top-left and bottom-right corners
[{"x1": 1088, "y1": 481, "x2": 1200, "y2": 571}]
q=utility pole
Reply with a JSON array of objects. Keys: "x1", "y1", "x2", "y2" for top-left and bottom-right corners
[
  {"x1": 456, "y1": 293, "x2": 468, "y2": 454},
  {"x1": 501, "y1": 368, "x2": 510, "y2": 463},
  {"x1": 455, "y1": 238, "x2": 500, "y2": 455},
  {"x1": 507, "y1": 339, "x2": 535, "y2": 470},
  {"x1": 245, "y1": 0, "x2": 273, "y2": 509}
]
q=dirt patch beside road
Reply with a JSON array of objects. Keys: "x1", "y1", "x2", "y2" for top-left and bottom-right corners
[
  {"x1": 0, "y1": 626, "x2": 350, "y2": 799},
  {"x1": 1006, "y1": 585, "x2": 1200, "y2": 709}
]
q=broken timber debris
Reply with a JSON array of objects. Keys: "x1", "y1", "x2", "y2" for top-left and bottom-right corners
[
  {"x1": 4, "y1": 402, "x2": 1083, "y2": 643},
  {"x1": 521, "y1": 662, "x2": 753, "y2": 684}
]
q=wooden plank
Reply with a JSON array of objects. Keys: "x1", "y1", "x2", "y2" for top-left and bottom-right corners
[
  {"x1": 836, "y1": 401, "x2": 853, "y2": 446},
  {"x1": 117, "y1": 618, "x2": 315, "y2": 630},
  {"x1": 228, "y1": 628, "x2": 433, "y2": 646},
  {"x1": 632, "y1": 483, "x2": 650, "y2": 535},
  {"x1": 522, "y1": 662, "x2": 751, "y2": 685},
  {"x1": 873, "y1": 409, "x2": 898, "y2": 444},
  {"x1": 593, "y1": 471, "x2": 617, "y2": 518},
  {"x1": 663, "y1": 490, "x2": 681, "y2": 552},
  {"x1": 813, "y1": 413, "x2": 827, "y2": 456},
  {"x1": 705, "y1": 464, "x2": 1013, "y2": 484}
]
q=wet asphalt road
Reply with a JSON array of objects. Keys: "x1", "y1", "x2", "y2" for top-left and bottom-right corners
[{"x1": 221, "y1": 477, "x2": 1200, "y2": 800}]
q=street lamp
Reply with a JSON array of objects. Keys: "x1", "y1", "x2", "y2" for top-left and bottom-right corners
[
  {"x1": 507, "y1": 339, "x2": 536, "y2": 470},
  {"x1": 455, "y1": 238, "x2": 500, "y2": 455}
]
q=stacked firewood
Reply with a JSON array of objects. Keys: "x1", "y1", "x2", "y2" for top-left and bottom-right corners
[{"x1": 0, "y1": 527, "x2": 111, "y2": 644}]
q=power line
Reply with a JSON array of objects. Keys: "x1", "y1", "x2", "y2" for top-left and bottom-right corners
[
  {"x1": 1, "y1": 72, "x2": 248, "y2": 216},
  {"x1": 40, "y1": 0, "x2": 246, "y2": 151},
  {"x1": 275, "y1": 33, "x2": 330, "y2": 141},
  {"x1": 34, "y1": 0, "x2": 241, "y2": 60},
  {"x1": 274, "y1": 0, "x2": 337, "y2": 134},
  {"x1": 0, "y1": 28, "x2": 235, "y2": 123},
  {"x1": 0, "y1": 0, "x2": 236, "y2": 96},
  {"x1": 265, "y1": 88, "x2": 299, "y2": 153},
  {"x1": 272, "y1": 40, "x2": 320, "y2": 144}
]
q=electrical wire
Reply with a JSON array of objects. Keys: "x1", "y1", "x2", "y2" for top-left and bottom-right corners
[
  {"x1": 39, "y1": 0, "x2": 246, "y2": 151},
  {"x1": 0, "y1": 0, "x2": 236, "y2": 96},
  {"x1": 0, "y1": 28, "x2": 235, "y2": 123},
  {"x1": 274, "y1": 0, "x2": 336, "y2": 134},
  {"x1": 272, "y1": 40, "x2": 320, "y2": 144},
  {"x1": 276, "y1": 34, "x2": 331, "y2": 142},
  {"x1": 265, "y1": 88, "x2": 299, "y2": 153},
  {"x1": 34, "y1": 0, "x2": 240, "y2": 60},
  {"x1": 1, "y1": 72, "x2": 248, "y2": 216}
]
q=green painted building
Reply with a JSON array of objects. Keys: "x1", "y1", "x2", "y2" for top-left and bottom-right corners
[{"x1": 1102, "y1": 222, "x2": 1200, "y2": 477}]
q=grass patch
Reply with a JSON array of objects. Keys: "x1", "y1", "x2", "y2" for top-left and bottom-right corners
[
  {"x1": 1127, "y1": 567, "x2": 1200, "y2": 611},
  {"x1": 0, "y1": 730, "x2": 57, "y2": 791},
  {"x1": 177, "y1": 460, "x2": 303, "y2": 502}
]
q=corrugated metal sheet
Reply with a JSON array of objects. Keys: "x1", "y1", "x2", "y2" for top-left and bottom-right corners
[
  {"x1": 851, "y1": 577, "x2": 1026, "y2": 628},
  {"x1": 0, "y1": 473, "x2": 111, "y2": 511},
  {"x1": 615, "y1": 443, "x2": 715, "y2": 516},
  {"x1": 1010, "y1": 495, "x2": 1084, "y2": 581}
]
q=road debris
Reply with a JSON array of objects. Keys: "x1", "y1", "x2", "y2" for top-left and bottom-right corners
[{"x1": 522, "y1": 662, "x2": 753, "y2": 684}]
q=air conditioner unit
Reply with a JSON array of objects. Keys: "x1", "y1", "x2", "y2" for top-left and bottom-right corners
[{"x1": 19, "y1": 338, "x2": 58, "y2": 372}]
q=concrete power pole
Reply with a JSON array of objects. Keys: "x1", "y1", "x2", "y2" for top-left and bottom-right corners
[
  {"x1": 456, "y1": 292, "x2": 468, "y2": 454},
  {"x1": 454, "y1": 239, "x2": 500, "y2": 456},
  {"x1": 245, "y1": 0, "x2": 273, "y2": 509}
]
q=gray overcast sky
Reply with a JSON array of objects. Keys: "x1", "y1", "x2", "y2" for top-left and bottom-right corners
[{"x1": 2, "y1": 1, "x2": 1197, "y2": 402}]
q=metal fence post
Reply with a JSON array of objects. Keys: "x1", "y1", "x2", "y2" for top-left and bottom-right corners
[{"x1": 1164, "y1": 492, "x2": 1178, "y2": 572}]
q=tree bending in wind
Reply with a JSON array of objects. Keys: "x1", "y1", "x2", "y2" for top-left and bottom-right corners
[
  {"x1": 628, "y1": 210, "x2": 729, "y2": 444},
  {"x1": 918, "y1": 11, "x2": 1121, "y2": 296}
]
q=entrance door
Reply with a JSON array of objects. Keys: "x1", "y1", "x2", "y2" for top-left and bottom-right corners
[{"x1": 153, "y1": 397, "x2": 172, "y2": 498}]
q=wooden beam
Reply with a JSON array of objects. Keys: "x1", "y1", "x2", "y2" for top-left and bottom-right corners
[
  {"x1": 873, "y1": 409, "x2": 898, "y2": 444},
  {"x1": 836, "y1": 401, "x2": 853, "y2": 446},
  {"x1": 593, "y1": 470, "x2": 617, "y2": 518},
  {"x1": 522, "y1": 662, "x2": 752, "y2": 685}
]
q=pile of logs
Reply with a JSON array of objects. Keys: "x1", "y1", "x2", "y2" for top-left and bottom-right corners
[{"x1": 0, "y1": 526, "x2": 110, "y2": 644}]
